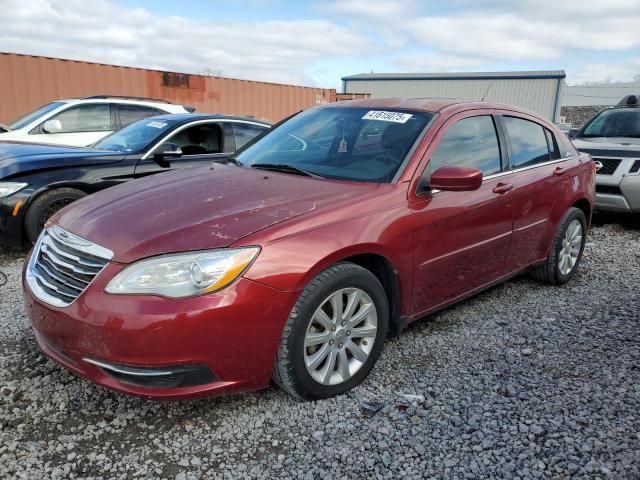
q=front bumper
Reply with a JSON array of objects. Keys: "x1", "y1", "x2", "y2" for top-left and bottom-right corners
[
  {"x1": 23, "y1": 260, "x2": 297, "y2": 399},
  {"x1": 595, "y1": 174, "x2": 640, "y2": 213}
]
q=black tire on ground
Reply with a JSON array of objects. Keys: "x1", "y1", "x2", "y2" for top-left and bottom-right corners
[
  {"x1": 532, "y1": 207, "x2": 587, "y2": 285},
  {"x1": 272, "y1": 263, "x2": 389, "y2": 401},
  {"x1": 24, "y1": 188, "x2": 87, "y2": 244}
]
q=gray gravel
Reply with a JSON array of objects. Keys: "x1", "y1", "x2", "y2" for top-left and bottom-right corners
[{"x1": 1, "y1": 219, "x2": 639, "y2": 479}]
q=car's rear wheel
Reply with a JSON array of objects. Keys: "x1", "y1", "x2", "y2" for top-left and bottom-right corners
[
  {"x1": 24, "y1": 188, "x2": 87, "y2": 244},
  {"x1": 532, "y1": 207, "x2": 587, "y2": 284},
  {"x1": 273, "y1": 263, "x2": 389, "y2": 400}
]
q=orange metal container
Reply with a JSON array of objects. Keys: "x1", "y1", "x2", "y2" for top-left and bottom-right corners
[{"x1": 0, "y1": 52, "x2": 336, "y2": 124}]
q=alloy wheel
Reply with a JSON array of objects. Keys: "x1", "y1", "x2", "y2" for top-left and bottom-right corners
[
  {"x1": 303, "y1": 288, "x2": 378, "y2": 386},
  {"x1": 558, "y1": 219, "x2": 583, "y2": 275}
]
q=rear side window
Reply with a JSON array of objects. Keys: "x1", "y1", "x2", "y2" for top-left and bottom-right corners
[
  {"x1": 118, "y1": 105, "x2": 162, "y2": 127},
  {"x1": 504, "y1": 116, "x2": 550, "y2": 168},
  {"x1": 233, "y1": 123, "x2": 268, "y2": 149},
  {"x1": 48, "y1": 104, "x2": 112, "y2": 133},
  {"x1": 428, "y1": 115, "x2": 502, "y2": 177}
]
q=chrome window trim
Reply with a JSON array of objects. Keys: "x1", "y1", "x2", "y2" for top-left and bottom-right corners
[
  {"x1": 428, "y1": 159, "x2": 569, "y2": 196},
  {"x1": 508, "y1": 157, "x2": 569, "y2": 174},
  {"x1": 141, "y1": 119, "x2": 269, "y2": 160}
]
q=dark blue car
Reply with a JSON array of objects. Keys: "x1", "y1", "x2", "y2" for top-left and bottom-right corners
[{"x1": 0, "y1": 114, "x2": 269, "y2": 246}]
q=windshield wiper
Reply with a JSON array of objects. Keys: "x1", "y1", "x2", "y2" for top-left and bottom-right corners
[
  {"x1": 250, "y1": 163, "x2": 323, "y2": 178},
  {"x1": 213, "y1": 156, "x2": 242, "y2": 166}
]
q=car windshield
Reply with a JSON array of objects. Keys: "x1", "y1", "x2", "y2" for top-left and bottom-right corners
[
  {"x1": 234, "y1": 107, "x2": 434, "y2": 182},
  {"x1": 9, "y1": 101, "x2": 66, "y2": 130},
  {"x1": 580, "y1": 108, "x2": 640, "y2": 138},
  {"x1": 94, "y1": 118, "x2": 178, "y2": 152}
]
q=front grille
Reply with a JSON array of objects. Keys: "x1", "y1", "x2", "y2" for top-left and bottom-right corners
[
  {"x1": 596, "y1": 185, "x2": 623, "y2": 195},
  {"x1": 630, "y1": 160, "x2": 640, "y2": 174},
  {"x1": 27, "y1": 226, "x2": 113, "y2": 307},
  {"x1": 594, "y1": 157, "x2": 622, "y2": 175}
]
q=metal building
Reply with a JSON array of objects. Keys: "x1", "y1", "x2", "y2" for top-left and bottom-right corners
[
  {"x1": 342, "y1": 71, "x2": 566, "y2": 122},
  {"x1": 562, "y1": 82, "x2": 640, "y2": 107}
]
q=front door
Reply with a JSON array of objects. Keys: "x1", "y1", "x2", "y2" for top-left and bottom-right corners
[
  {"x1": 134, "y1": 121, "x2": 229, "y2": 177},
  {"x1": 411, "y1": 113, "x2": 516, "y2": 315}
]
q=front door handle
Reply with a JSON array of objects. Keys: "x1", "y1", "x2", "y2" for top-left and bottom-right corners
[
  {"x1": 553, "y1": 166, "x2": 570, "y2": 176},
  {"x1": 493, "y1": 183, "x2": 514, "y2": 194}
]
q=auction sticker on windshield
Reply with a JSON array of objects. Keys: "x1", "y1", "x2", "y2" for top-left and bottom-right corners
[
  {"x1": 362, "y1": 111, "x2": 413, "y2": 123},
  {"x1": 147, "y1": 121, "x2": 168, "y2": 129}
]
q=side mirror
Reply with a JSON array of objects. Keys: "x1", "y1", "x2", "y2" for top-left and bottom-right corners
[
  {"x1": 152, "y1": 142, "x2": 182, "y2": 168},
  {"x1": 568, "y1": 129, "x2": 579, "y2": 139},
  {"x1": 154, "y1": 142, "x2": 183, "y2": 158},
  {"x1": 429, "y1": 166, "x2": 483, "y2": 192},
  {"x1": 42, "y1": 119, "x2": 63, "y2": 134}
]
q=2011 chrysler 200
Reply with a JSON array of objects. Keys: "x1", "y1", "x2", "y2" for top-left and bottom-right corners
[{"x1": 23, "y1": 99, "x2": 596, "y2": 400}]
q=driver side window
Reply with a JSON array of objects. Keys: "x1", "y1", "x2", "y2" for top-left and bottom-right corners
[
  {"x1": 426, "y1": 116, "x2": 502, "y2": 180},
  {"x1": 166, "y1": 123, "x2": 223, "y2": 155}
]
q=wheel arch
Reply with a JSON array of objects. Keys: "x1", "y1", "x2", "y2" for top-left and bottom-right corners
[
  {"x1": 571, "y1": 197, "x2": 592, "y2": 228},
  {"x1": 290, "y1": 245, "x2": 408, "y2": 339}
]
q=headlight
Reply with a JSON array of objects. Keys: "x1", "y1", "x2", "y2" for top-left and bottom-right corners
[
  {"x1": 105, "y1": 247, "x2": 259, "y2": 298},
  {"x1": 0, "y1": 182, "x2": 28, "y2": 198}
]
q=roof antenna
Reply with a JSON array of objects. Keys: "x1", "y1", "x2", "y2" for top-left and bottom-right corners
[{"x1": 481, "y1": 82, "x2": 493, "y2": 101}]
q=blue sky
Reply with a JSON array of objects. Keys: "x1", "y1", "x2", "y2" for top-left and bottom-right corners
[{"x1": 3, "y1": 0, "x2": 640, "y2": 88}]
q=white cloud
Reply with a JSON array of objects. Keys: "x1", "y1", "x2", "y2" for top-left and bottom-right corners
[
  {"x1": 570, "y1": 58, "x2": 640, "y2": 84},
  {"x1": 322, "y1": 0, "x2": 640, "y2": 81},
  {"x1": 0, "y1": 0, "x2": 371, "y2": 85},
  {"x1": 394, "y1": 53, "x2": 485, "y2": 72}
]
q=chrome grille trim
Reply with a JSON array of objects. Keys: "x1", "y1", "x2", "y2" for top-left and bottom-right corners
[
  {"x1": 592, "y1": 157, "x2": 622, "y2": 175},
  {"x1": 26, "y1": 227, "x2": 113, "y2": 308}
]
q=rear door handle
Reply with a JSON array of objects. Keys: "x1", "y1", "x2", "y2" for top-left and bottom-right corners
[
  {"x1": 553, "y1": 166, "x2": 570, "y2": 176},
  {"x1": 493, "y1": 183, "x2": 514, "y2": 194}
]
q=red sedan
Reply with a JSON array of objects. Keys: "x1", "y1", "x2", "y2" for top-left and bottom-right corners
[{"x1": 23, "y1": 99, "x2": 596, "y2": 400}]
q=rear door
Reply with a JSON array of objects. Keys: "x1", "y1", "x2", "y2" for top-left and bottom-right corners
[
  {"x1": 498, "y1": 113, "x2": 581, "y2": 270},
  {"x1": 116, "y1": 105, "x2": 163, "y2": 129},
  {"x1": 411, "y1": 112, "x2": 516, "y2": 314}
]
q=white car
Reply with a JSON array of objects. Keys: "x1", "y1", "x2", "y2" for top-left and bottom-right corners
[{"x1": 0, "y1": 96, "x2": 193, "y2": 147}]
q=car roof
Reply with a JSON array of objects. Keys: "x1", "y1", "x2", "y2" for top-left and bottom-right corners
[
  {"x1": 145, "y1": 113, "x2": 272, "y2": 126},
  {"x1": 328, "y1": 97, "x2": 539, "y2": 116}
]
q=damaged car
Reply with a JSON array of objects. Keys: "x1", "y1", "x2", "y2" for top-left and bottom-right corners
[{"x1": 23, "y1": 99, "x2": 595, "y2": 400}]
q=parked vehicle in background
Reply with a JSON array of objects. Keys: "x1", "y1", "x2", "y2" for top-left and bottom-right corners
[
  {"x1": 572, "y1": 95, "x2": 640, "y2": 213},
  {"x1": 22, "y1": 98, "x2": 595, "y2": 401},
  {"x1": 0, "y1": 114, "x2": 270, "y2": 246},
  {"x1": 555, "y1": 122, "x2": 574, "y2": 137},
  {"x1": 0, "y1": 96, "x2": 193, "y2": 147}
]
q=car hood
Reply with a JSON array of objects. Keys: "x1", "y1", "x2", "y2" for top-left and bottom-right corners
[
  {"x1": 573, "y1": 138, "x2": 640, "y2": 156},
  {"x1": 55, "y1": 164, "x2": 381, "y2": 263},
  {"x1": 0, "y1": 141, "x2": 123, "y2": 178}
]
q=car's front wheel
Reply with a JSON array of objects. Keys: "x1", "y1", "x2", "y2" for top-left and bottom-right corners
[
  {"x1": 24, "y1": 188, "x2": 87, "y2": 244},
  {"x1": 273, "y1": 263, "x2": 389, "y2": 400}
]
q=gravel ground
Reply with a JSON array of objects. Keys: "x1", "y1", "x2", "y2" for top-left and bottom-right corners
[{"x1": 1, "y1": 218, "x2": 639, "y2": 479}]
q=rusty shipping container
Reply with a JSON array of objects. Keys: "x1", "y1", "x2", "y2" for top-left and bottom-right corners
[{"x1": 0, "y1": 52, "x2": 337, "y2": 124}]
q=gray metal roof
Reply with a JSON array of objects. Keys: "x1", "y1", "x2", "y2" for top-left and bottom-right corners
[{"x1": 342, "y1": 71, "x2": 566, "y2": 81}]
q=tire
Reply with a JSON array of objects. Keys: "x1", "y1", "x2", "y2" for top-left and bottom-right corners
[
  {"x1": 24, "y1": 188, "x2": 87, "y2": 244},
  {"x1": 273, "y1": 263, "x2": 389, "y2": 400},
  {"x1": 532, "y1": 207, "x2": 587, "y2": 285}
]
